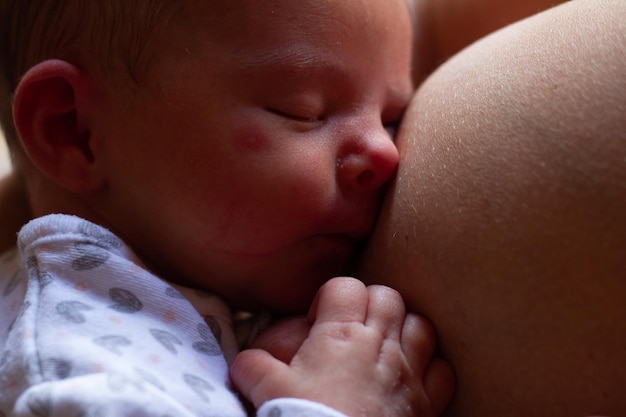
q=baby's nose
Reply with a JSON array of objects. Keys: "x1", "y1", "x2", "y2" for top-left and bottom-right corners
[{"x1": 337, "y1": 128, "x2": 399, "y2": 191}]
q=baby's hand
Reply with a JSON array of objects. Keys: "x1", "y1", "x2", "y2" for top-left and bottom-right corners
[{"x1": 230, "y1": 277, "x2": 454, "y2": 417}]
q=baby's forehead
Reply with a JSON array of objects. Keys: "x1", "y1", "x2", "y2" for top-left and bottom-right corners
[
  {"x1": 195, "y1": 0, "x2": 407, "y2": 28},
  {"x1": 191, "y1": 0, "x2": 409, "y2": 46},
  {"x1": 177, "y1": 0, "x2": 411, "y2": 65},
  {"x1": 175, "y1": 0, "x2": 412, "y2": 87}
]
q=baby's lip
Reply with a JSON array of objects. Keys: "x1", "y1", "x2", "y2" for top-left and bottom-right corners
[
  {"x1": 319, "y1": 223, "x2": 371, "y2": 243},
  {"x1": 322, "y1": 204, "x2": 380, "y2": 242},
  {"x1": 327, "y1": 225, "x2": 373, "y2": 245},
  {"x1": 346, "y1": 228, "x2": 372, "y2": 241},
  {"x1": 347, "y1": 212, "x2": 380, "y2": 241}
]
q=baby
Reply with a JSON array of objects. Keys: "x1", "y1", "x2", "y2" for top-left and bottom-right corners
[{"x1": 0, "y1": 0, "x2": 453, "y2": 416}]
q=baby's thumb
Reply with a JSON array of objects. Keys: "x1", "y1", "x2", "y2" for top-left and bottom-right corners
[
  {"x1": 230, "y1": 348, "x2": 286, "y2": 407},
  {"x1": 250, "y1": 316, "x2": 310, "y2": 363}
]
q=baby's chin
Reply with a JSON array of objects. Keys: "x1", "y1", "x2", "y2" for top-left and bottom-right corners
[
  {"x1": 232, "y1": 267, "x2": 351, "y2": 316},
  {"x1": 229, "y1": 281, "x2": 320, "y2": 316},
  {"x1": 212, "y1": 240, "x2": 359, "y2": 314}
]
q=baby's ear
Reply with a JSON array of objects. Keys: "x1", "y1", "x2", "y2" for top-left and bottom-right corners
[{"x1": 13, "y1": 59, "x2": 104, "y2": 193}]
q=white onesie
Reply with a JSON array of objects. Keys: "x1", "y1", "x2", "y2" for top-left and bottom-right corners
[{"x1": 0, "y1": 214, "x2": 347, "y2": 417}]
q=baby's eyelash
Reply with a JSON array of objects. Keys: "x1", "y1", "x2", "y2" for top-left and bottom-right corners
[{"x1": 268, "y1": 108, "x2": 319, "y2": 123}]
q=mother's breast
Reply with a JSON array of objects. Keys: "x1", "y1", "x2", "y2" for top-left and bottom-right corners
[{"x1": 357, "y1": 1, "x2": 626, "y2": 415}]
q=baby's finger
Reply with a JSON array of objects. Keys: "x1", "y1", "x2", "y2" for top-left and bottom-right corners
[
  {"x1": 424, "y1": 358, "x2": 456, "y2": 415},
  {"x1": 363, "y1": 285, "x2": 406, "y2": 340},
  {"x1": 250, "y1": 316, "x2": 310, "y2": 364},
  {"x1": 400, "y1": 313, "x2": 437, "y2": 373},
  {"x1": 230, "y1": 348, "x2": 288, "y2": 408},
  {"x1": 308, "y1": 277, "x2": 369, "y2": 324}
]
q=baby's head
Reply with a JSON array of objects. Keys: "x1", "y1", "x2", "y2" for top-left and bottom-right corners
[
  {"x1": 2, "y1": 0, "x2": 413, "y2": 313},
  {"x1": 0, "y1": 1, "x2": 180, "y2": 154}
]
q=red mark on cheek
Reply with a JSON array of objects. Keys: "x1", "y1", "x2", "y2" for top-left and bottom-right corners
[{"x1": 234, "y1": 126, "x2": 271, "y2": 153}]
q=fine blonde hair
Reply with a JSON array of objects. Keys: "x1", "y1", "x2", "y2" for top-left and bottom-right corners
[{"x1": 0, "y1": 0, "x2": 187, "y2": 147}]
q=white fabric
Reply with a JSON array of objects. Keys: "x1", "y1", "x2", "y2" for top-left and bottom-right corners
[
  {"x1": 259, "y1": 398, "x2": 352, "y2": 417},
  {"x1": 0, "y1": 214, "x2": 348, "y2": 417}
]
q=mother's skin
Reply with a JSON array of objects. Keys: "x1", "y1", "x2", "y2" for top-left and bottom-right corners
[{"x1": 358, "y1": 0, "x2": 626, "y2": 415}]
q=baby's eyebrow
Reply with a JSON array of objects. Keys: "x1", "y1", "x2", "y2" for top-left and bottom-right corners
[
  {"x1": 233, "y1": 46, "x2": 413, "y2": 105},
  {"x1": 235, "y1": 47, "x2": 344, "y2": 77}
]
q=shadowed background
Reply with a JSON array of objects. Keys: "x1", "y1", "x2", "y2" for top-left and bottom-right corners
[{"x1": 0, "y1": 131, "x2": 9, "y2": 176}]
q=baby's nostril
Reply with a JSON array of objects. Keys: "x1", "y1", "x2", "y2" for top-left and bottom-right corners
[{"x1": 357, "y1": 170, "x2": 374, "y2": 187}]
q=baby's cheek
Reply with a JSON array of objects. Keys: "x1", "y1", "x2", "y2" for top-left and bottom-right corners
[{"x1": 233, "y1": 126, "x2": 272, "y2": 153}]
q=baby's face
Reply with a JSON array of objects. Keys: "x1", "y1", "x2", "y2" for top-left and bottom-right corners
[{"x1": 98, "y1": 0, "x2": 413, "y2": 312}]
